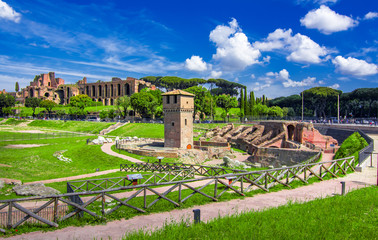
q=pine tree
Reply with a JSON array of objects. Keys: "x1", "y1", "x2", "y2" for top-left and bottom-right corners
[{"x1": 15, "y1": 82, "x2": 19, "y2": 92}]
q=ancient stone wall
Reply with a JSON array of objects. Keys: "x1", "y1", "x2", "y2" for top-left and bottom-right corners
[{"x1": 250, "y1": 148, "x2": 318, "y2": 167}]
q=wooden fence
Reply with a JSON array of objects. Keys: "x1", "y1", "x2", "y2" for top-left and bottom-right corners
[
  {"x1": 67, "y1": 169, "x2": 195, "y2": 193},
  {"x1": 0, "y1": 155, "x2": 355, "y2": 232}
]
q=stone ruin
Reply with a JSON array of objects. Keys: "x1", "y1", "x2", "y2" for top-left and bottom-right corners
[{"x1": 204, "y1": 121, "x2": 338, "y2": 167}]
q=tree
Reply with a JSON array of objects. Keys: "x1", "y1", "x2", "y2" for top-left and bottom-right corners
[
  {"x1": 240, "y1": 88, "x2": 244, "y2": 115},
  {"x1": 116, "y1": 96, "x2": 131, "y2": 119},
  {"x1": 15, "y1": 82, "x2": 19, "y2": 92},
  {"x1": 185, "y1": 86, "x2": 215, "y2": 120},
  {"x1": 249, "y1": 91, "x2": 255, "y2": 116},
  {"x1": 207, "y1": 78, "x2": 245, "y2": 96},
  {"x1": 302, "y1": 87, "x2": 341, "y2": 118},
  {"x1": 244, "y1": 88, "x2": 248, "y2": 116},
  {"x1": 69, "y1": 94, "x2": 92, "y2": 118},
  {"x1": 0, "y1": 94, "x2": 15, "y2": 116},
  {"x1": 69, "y1": 94, "x2": 92, "y2": 110},
  {"x1": 99, "y1": 110, "x2": 108, "y2": 120},
  {"x1": 130, "y1": 92, "x2": 159, "y2": 118},
  {"x1": 216, "y1": 94, "x2": 238, "y2": 122},
  {"x1": 25, "y1": 97, "x2": 41, "y2": 118},
  {"x1": 39, "y1": 100, "x2": 57, "y2": 118}
]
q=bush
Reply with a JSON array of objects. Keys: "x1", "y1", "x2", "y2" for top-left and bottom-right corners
[{"x1": 334, "y1": 132, "x2": 368, "y2": 160}]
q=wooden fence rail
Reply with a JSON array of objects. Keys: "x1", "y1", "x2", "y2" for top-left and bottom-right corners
[
  {"x1": 0, "y1": 156, "x2": 355, "y2": 232},
  {"x1": 67, "y1": 169, "x2": 195, "y2": 193}
]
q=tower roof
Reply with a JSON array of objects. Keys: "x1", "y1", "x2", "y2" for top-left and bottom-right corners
[{"x1": 161, "y1": 89, "x2": 195, "y2": 96}]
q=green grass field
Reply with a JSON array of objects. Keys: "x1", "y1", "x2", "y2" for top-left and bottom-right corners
[
  {"x1": 27, "y1": 120, "x2": 114, "y2": 134},
  {"x1": 0, "y1": 136, "x2": 132, "y2": 183},
  {"x1": 124, "y1": 186, "x2": 377, "y2": 240},
  {"x1": 108, "y1": 123, "x2": 165, "y2": 138}
]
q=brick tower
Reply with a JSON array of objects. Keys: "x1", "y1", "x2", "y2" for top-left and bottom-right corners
[{"x1": 162, "y1": 90, "x2": 195, "y2": 149}]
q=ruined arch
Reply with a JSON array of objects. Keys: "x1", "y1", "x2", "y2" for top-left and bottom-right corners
[
  {"x1": 105, "y1": 85, "x2": 108, "y2": 97},
  {"x1": 287, "y1": 125, "x2": 295, "y2": 141},
  {"x1": 92, "y1": 86, "x2": 96, "y2": 97},
  {"x1": 117, "y1": 84, "x2": 121, "y2": 96},
  {"x1": 29, "y1": 88, "x2": 34, "y2": 98},
  {"x1": 98, "y1": 85, "x2": 102, "y2": 97},
  {"x1": 125, "y1": 83, "x2": 130, "y2": 96}
]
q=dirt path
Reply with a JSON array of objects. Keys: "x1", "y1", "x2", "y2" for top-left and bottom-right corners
[
  {"x1": 101, "y1": 142, "x2": 144, "y2": 163},
  {"x1": 26, "y1": 169, "x2": 120, "y2": 184},
  {"x1": 4, "y1": 135, "x2": 377, "y2": 240}
]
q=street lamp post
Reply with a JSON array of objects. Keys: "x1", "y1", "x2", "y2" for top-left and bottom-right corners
[{"x1": 337, "y1": 94, "x2": 340, "y2": 124}]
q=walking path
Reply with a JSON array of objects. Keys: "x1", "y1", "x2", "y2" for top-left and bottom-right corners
[
  {"x1": 101, "y1": 142, "x2": 144, "y2": 163},
  {"x1": 4, "y1": 134, "x2": 377, "y2": 240}
]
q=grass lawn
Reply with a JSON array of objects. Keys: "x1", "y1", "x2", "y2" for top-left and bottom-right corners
[
  {"x1": 0, "y1": 135, "x2": 132, "y2": 183},
  {"x1": 108, "y1": 123, "x2": 164, "y2": 138},
  {"x1": 124, "y1": 186, "x2": 377, "y2": 240},
  {"x1": 27, "y1": 120, "x2": 114, "y2": 134},
  {"x1": 111, "y1": 145, "x2": 180, "y2": 163},
  {"x1": 0, "y1": 118, "x2": 28, "y2": 126}
]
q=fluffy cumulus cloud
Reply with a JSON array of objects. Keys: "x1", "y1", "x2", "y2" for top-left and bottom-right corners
[
  {"x1": 364, "y1": 12, "x2": 378, "y2": 20},
  {"x1": 261, "y1": 69, "x2": 317, "y2": 88},
  {"x1": 332, "y1": 56, "x2": 378, "y2": 76},
  {"x1": 209, "y1": 70, "x2": 222, "y2": 79},
  {"x1": 254, "y1": 28, "x2": 328, "y2": 64},
  {"x1": 185, "y1": 55, "x2": 208, "y2": 71},
  {"x1": 210, "y1": 18, "x2": 261, "y2": 71},
  {"x1": 300, "y1": 5, "x2": 358, "y2": 34},
  {"x1": 0, "y1": 0, "x2": 21, "y2": 23},
  {"x1": 328, "y1": 83, "x2": 340, "y2": 89},
  {"x1": 283, "y1": 76, "x2": 316, "y2": 87}
]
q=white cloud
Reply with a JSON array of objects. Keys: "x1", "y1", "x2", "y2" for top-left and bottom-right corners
[
  {"x1": 332, "y1": 56, "x2": 378, "y2": 76},
  {"x1": 260, "y1": 69, "x2": 317, "y2": 88},
  {"x1": 300, "y1": 5, "x2": 358, "y2": 34},
  {"x1": 209, "y1": 18, "x2": 261, "y2": 71},
  {"x1": 328, "y1": 83, "x2": 340, "y2": 89},
  {"x1": 185, "y1": 55, "x2": 208, "y2": 71},
  {"x1": 253, "y1": 82, "x2": 271, "y2": 91},
  {"x1": 283, "y1": 77, "x2": 316, "y2": 88},
  {"x1": 364, "y1": 12, "x2": 378, "y2": 20},
  {"x1": 0, "y1": 0, "x2": 21, "y2": 23},
  {"x1": 253, "y1": 28, "x2": 328, "y2": 64},
  {"x1": 209, "y1": 70, "x2": 222, "y2": 79},
  {"x1": 250, "y1": 74, "x2": 255, "y2": 79},
  {"x1": 316, "y1": 0, "x2": 338, "y2": 4}
]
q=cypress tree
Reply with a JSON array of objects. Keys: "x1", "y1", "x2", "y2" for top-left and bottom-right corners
[
  {"x1": 249, "y1": 91, "x2": 255, "y2": 116},
  {"x1": 240, "y1": 88, "x2": 244, "y2": 114},
  {"x1": 244, "y1": 87, "x2": 248, "y2": 116},
  {"x1": 15, "y1": 82, "x2": 19, "y2": 92}
]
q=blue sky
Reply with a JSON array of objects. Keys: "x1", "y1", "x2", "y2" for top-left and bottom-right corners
[{"x1": 0, "y1": 0, "x2": 377, "y2": 98}]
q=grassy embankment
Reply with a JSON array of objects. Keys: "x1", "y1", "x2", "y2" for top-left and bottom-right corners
[
  {"x1": 334, "y1": 132, "x2": 368, "y2": 162},
  {"x1": 124, "y1": 186, "x2": 377, "y2": 240}
]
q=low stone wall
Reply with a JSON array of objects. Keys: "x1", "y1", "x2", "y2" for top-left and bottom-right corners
[
  {"x1": 121, "y1": 148, "x2": 178, "y2": 158},
  {"x1": 249, "y1": 148, "x2": 318, "y2": 168},
  {"x1": 193, "y1": 141, "x2": 230, "y2": 147}
]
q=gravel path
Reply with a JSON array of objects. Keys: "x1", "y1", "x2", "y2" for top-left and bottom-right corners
[{"x1": 3, "y1": 135, "x2": 377, "y2": 240}]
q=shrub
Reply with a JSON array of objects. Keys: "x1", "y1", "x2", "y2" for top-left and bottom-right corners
[{"x1": 334, "y1": 132, "x2": 368, "y2": 160}]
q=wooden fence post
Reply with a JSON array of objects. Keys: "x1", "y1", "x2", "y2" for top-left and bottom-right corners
[{"x1": 7, "y1": 202, "x2": 12, "y2": 229}]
